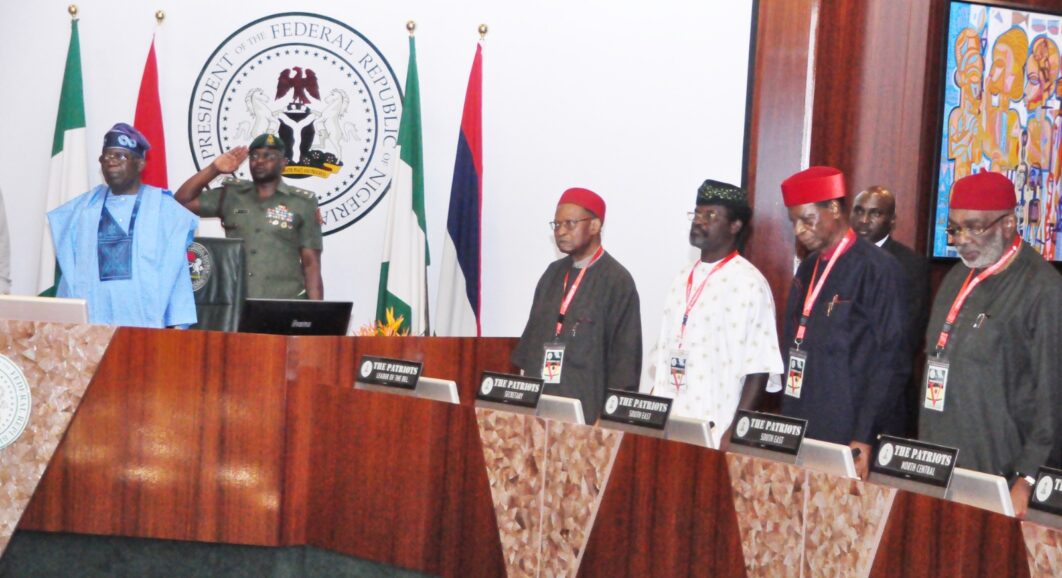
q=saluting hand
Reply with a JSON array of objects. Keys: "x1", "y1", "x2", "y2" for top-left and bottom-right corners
[{"x1": 212, "y1": 146, "x2": 249, "y2": 174}]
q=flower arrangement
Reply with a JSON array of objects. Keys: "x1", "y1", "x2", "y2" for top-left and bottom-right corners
[{"x1": 354, "y1": 308, "x2": 410, "y2": 336}]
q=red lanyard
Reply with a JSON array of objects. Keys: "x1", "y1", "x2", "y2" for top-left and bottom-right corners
[
  {"x1": 556, "y1": 246, "x2": 605, "y2": 336},
  {"x1": 678, "y1": 251, "x2": 739, "y2": 346},
  {"x1": 933, "y1": 236, "x2": 1021, "y2": 356},
  {"x1": 794, "y1": 229, "x2": 856, "y2": 345}
]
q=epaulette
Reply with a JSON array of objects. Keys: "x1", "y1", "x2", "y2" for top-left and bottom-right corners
[{"x1": 292, "y1": 187, "x2": 316, "y2": 199}]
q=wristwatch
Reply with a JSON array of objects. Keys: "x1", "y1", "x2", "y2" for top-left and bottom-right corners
[{"x1": 1015, "y1": 471, "x2": 1037, "y2": 487}]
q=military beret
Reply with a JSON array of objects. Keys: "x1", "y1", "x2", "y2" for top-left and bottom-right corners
[{"x1": 249, "y1": 133, "x2": 286, "y2": 152}]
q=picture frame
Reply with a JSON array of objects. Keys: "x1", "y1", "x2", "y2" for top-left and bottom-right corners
[{"x1": 932, "y1": 1, "x2": 1062, "y2": 261}]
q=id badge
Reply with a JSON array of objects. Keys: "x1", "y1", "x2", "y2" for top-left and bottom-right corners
[
  {"x1": 785, "y1": 348, "x2": 807, "y2": 399},
  {"x1": 923, "y1": 358, "x2": 950, "y2": 412},
  {"x1": 542, "y1": 343, "x2": 566, "y2": 384},
  {"x1": 668, "y1": 349, "x2": 688, "y2": 389}
]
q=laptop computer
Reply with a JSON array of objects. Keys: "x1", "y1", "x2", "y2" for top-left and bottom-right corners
[
  {"x1": 0, "y1": 295, "x2": 88, "y2": 324},
  {"x1": 237, "y1": 298, "x2": 352, "y2": 336}
]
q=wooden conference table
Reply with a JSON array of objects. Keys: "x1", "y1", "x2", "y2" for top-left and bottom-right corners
[{"x1": 3, "y1": 324, "x2": 1058, "y2": 577}]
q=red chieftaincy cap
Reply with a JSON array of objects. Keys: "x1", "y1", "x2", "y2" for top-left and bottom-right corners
[
  {"x1": 950, "y1": 171, "x2": 1017, "y2": 211},
  {"x1": 558, "y1": 187, "x2": 606, "y2": 222},
  {"x1": 780, "y1": 166, "x2": 846, "y2": 207}
]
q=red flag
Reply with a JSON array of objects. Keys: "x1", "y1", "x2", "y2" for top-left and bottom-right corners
[
  {"x1": 134, "y1": 37, "x2": 167, "y2": 188},
  {"x1": 436, "y1": 43, "x2": 483, "y2": 336}
]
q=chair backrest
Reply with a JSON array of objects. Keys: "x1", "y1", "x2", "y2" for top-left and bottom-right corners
[{"x1": 189, "y1": 237, "x2": 246, "y2": 332}]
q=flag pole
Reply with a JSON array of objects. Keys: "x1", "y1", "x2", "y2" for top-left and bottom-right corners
[{"x1": 407, "y1": 20, "x2": 430, "y2": 334}]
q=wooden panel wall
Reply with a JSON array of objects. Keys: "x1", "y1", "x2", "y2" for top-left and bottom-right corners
[
  {"x1": 744, "y1": 0, "x2": 819, "y2": 331},
  {"x1": 748, "y1": 0, "x2": 1062, "y2": 305}
]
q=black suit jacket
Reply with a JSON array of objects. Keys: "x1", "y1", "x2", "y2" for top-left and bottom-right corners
[{"x1": 882, "y1": 237, "x2": 930, "y2": 352}]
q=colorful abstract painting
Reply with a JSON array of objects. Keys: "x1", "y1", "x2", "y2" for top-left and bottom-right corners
[{"x1": 935, "y1": 1, "x2": 1062, "y2": 260}]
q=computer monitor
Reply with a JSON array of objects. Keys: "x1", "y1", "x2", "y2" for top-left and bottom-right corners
[
  {"x1": 0, "y1": 295, "x2": 88, "y2": 324},
  {"x1": 945, "y1": 467, "x2": 1015, "y2": 517},
  {"x1": 237, "y1": 298, "x2": 352, "y2": 336}
]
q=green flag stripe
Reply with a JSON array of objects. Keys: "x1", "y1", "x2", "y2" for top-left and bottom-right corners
[
  {"x1": 376, "y1": 261, "x2": 416, "y2": 333},
  {"x1": 375, "y1": 261, "x2": 391, "y2": 326},
  {"x1": 399, "y1": 36, "x2": 428, "y2": 264},
  {"x1": 51, "y1": 20, "x2": 85, "y2": 156}
]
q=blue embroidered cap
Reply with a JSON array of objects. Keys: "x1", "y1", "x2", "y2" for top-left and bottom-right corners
[{"x1": 102, "y1": 123, "x2": 151, "y2": 157}]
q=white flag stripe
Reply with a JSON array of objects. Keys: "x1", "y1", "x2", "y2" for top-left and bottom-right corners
[
  {"x1": 436, "y1": 235, "x2": 478, "y2": 336},
  {"x1": 382, "y1": 150, "x2": 428, "y2": 334},
  {"x1": 37, "y1": 127, "x2": 87, "y2": 291}
]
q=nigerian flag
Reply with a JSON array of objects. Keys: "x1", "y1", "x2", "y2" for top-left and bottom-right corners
[
  {"x1": 375, "y1": 35, "x2": 429, "y2": 335},
  {"x1": 38, "y1": 18, "x2": 88, "y2": 295}
]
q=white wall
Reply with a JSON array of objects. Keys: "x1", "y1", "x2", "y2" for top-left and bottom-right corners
[{"x1": 0, "y1": 0, "x2": 753, "y2": 340}]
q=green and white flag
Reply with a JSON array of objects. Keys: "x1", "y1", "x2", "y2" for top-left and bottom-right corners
[
  {"x1": 38, "y1": 18, "x2": 88, "y2": 295},
  {"x1": 375, "y1": 35, "x2": 428, "y2": 334}
]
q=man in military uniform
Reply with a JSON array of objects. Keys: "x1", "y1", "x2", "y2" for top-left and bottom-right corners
[{"x1": 176, "y1": 133, "x2": 324, "y2": 299}]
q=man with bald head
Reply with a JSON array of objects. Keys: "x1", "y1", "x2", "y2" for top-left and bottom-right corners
[
  {"x1": 852, "y1": 186, "x2": 929, "y2": 346},
  {"x1": 780, "y1": 166, "x2": 909, "y2": 479},
  {"x1": 512, "y1": 187, "x2": 642, "y2": 423},
  {"x1": 920, "y1": 171, "x2": 1062, "y2": 518}
]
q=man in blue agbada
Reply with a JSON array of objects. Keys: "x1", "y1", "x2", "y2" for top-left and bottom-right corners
[{"x1": 48, "y1": 123, "x2": 198, "y2": 328}]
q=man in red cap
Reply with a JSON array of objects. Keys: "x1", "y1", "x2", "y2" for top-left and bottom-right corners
[
  {"x1": 512, "y1": 187, "x2": 642, "y2": 423},
  {"x1": 779, "y1": 166, "x2": 910, "y2": 479},
  {"x1": 920, "y1": 170, "x2": 1062, "y2": 518}
]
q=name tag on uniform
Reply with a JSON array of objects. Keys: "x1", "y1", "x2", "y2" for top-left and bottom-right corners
[
  {"x1": 785, "y1": 348, "x2": 806, "y2": 398},
  {"x1": 923, "y1": 358, "x2": 949, "y2": 412},
  {"x1": 668, "y1": 349, "x2": 688, "y2": 389},
  {"x1": 542, "y1": 343, "x2": 565, "y2": 384}
]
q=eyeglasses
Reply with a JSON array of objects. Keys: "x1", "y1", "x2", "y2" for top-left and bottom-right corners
[
  {"x1": 687, "y1": 210, "x2": 721, "y2": 223},
  {"x1": 945, "y1": 213, "x2": 1008, "y2": 239},
  {"x1": 548, "y1": 218, "x2": 591, "y2": 231},
  {"x1": 99, "y1": 151, "x2": 134, "y2": 163},
  {"x1": 249, "y1": 151, "x2": 283, "y2": 162}
]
